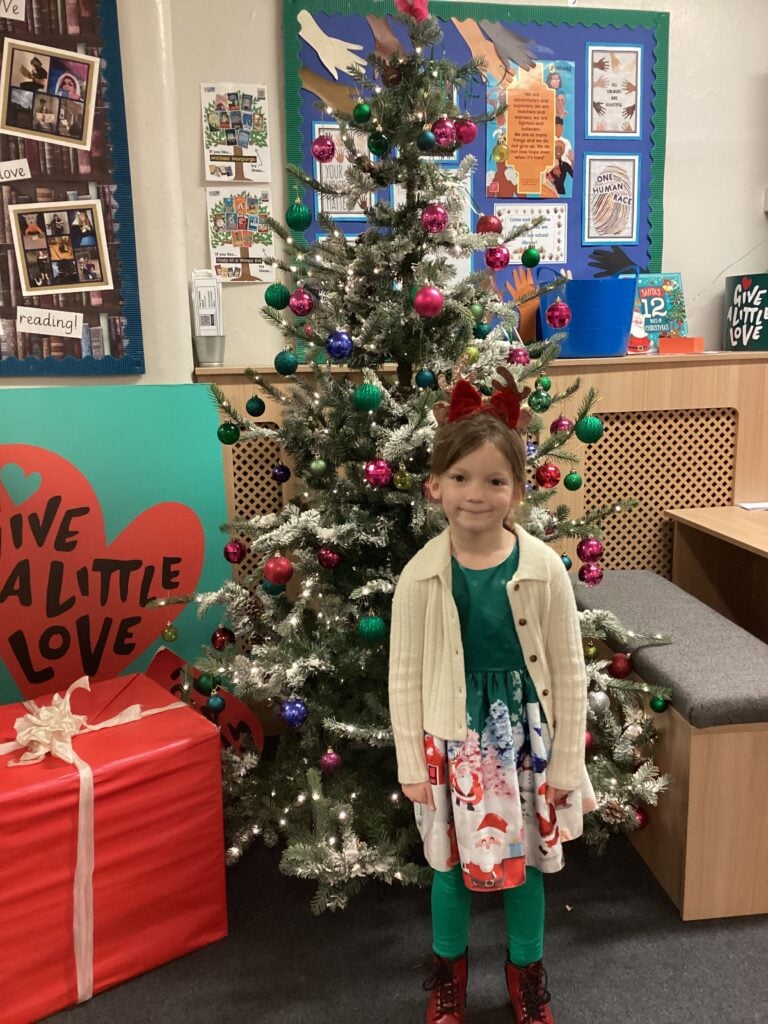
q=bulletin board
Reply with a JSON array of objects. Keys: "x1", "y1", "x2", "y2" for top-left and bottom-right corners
[
  {"x1": 0, "y1": 0, "x2": 143, "y2": 375},
  {"x1": 282, "y1": 1, "x2": 669, "y2": 282}
]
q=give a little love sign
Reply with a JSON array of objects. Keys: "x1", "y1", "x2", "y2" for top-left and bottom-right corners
[{"x1": 724, "y1": 275, "x2": 768, "y2": 351}]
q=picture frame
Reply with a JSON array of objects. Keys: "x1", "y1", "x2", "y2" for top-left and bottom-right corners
[{"x1": 583, "y1": 153, "x2": 640, "y2": 245}]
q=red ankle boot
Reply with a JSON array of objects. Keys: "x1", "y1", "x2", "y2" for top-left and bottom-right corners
[
  {"x1": 505, "y1": 958, "x2": 554, "y2": 1023},
  {"x1": 423, "y1": 950, "x2": 468, "y2": 1024}
]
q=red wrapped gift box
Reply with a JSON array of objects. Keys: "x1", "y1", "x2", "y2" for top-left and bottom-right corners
[{"x1": 0, "y1": 673, "x2": 228, "y2": 1024}]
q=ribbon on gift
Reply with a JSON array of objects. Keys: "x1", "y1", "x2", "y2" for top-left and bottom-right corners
[{"x1": 0, "y1": 676, "x2": 188, "y2": 1005}]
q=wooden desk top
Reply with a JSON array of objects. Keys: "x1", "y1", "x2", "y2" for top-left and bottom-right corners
[{"x1": 665, "y1": 506, "x2": 768, "y2": 559}]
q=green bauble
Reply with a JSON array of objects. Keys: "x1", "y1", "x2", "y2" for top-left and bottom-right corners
[
  {"x1": 246, "y1": 395, "x2": 266, "y2": 417},
  {"x1": 564, "y1": 471, "x2": 583, "y2": 491},
  {"x1": 650, "y1": 695, "x2": 670, "y2": 713},
  {"x1": 473, "y1": 322, "x2": 492, "y2": 339},
  {"x1": 408, "y1": 285, "x2": 419, "y2": 302},
  {"x1": 194, "y1": 672, "x2": 215, "y2": 696},
  {"x1": 463, "y1": 346, "x2": 480, "y2": 364},
  {"x1": 357, "y1": 614, "x2": 387, "y2": 644},
  {"x1": 478, "y1": 383, "x2": 493, "y2": 396},
  {"x1": 309, "y1": 458, "x2": 328, "y2": 476},
  {"x1": 521, "y1": 245, "x2": 541, "y2": 268},
  {"x1": 352, "y1": 101, "x2": 372, "y2": 124},
  {"x1": 274, "y1": 350, "x2": 299, "y2": 376},
  {"x1": 575, "y1": 415, "x2": 604, "y2": 443},
  {"x1": 264, "y1": 283, "x2": 291, "y2": 310},
  {"x1": 469, "y1": 303, "x2": 484, "y2": 322},
  {"x1": 160, "y1": 623, "x2": 178, "y2": 643},
  {"x1": 528, "y1": 390, "x2": 552, "y2": 413},
  {"x1": 535, "y1": 374, "x2": 552, "y2": 392},
  {"x1": 353, "y1": 383, "x2": 382, "y2": 412},
  {"x1": 285, "y1": 198, "x2": 312, "y2": 232},
  {"x1": 393, "y1": 468, "x2": 413, "y2": 491},
  {"x1": 217, "y1": 421, "x2": 240, "y2": 445},
  {"x1": 368, "y1": 131, "x2": 390, "y2": 157},
  {"x1": 583, "y1": 642, "x2": 598, "y2": 661}
]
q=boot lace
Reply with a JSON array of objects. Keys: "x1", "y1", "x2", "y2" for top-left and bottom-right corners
[
  {"x1": 519, "y1": 963, "x2": 552, "y2": 1023},
  {"x1": 423, "y1": 959, "x2": 460, "y2": 1016}
]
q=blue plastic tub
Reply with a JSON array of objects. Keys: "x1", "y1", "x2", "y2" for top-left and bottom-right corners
[{"x1": 538, "y1": 273, "x2": 638, "y2": 358}]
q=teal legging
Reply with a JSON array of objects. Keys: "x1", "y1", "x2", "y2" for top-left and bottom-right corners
[{"x1": 431, "y1": 864, "x2": 544, "y2": 966}]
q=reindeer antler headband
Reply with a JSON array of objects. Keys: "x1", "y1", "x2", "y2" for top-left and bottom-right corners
[{"x1": 432, "y1": 360, "x2": 533, "y2": 433}]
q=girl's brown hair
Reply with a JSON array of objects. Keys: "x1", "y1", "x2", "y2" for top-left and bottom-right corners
[{"x1": 430, "y1": 412, "x2": 527, "y2": 486}]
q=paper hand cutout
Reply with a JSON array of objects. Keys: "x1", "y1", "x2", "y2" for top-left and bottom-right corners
[
  {"x1": 366, "y1": 14, "x2": 403, "y2": 61},
  {"x1": 298, "y1": 10, "x2": 367, "y2": 81},
  {"x1": 587, "y1": 246, "x2": 646, "y2": 278},
  {"x1": 478, "y1": 19, "x2": 537, "y2": 72}
]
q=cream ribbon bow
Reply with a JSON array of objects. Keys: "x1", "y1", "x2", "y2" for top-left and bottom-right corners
[{"x1": 0, "y1": 676, "x2": 187, "y2": 1004}]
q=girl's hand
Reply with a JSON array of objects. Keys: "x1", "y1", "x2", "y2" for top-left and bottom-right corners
[
  {"x1": 545, "y1": 785, "x2": 570, "y2": 806},
  {"x1": 402, "y1": 782, "x2": 435, "y2": 810}
]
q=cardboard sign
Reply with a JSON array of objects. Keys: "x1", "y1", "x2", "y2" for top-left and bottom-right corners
[
  {"x1": 723, "y1": 274, "x2": 768, "y2": 351},
  {"x1": 0, "y1": 0, "x2": 26, "y2": 22},
  {"x1": 17, "y1": 306, "x2": 83, "y2": 338},
  {"x1": 0, "y1": 157, "x2": 30, "y2": 180}
]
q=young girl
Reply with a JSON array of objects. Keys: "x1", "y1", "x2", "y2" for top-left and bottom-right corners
[{"x1": 389, "y1": 371, "x2": 595, "y2": 1024}]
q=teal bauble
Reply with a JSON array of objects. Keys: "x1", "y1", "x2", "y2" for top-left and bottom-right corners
[
  {"x1": 564, "y1": 471, "x2": 583, "y2": 491},
  {"x1": 528, "y1": 390, "x2": 552, "y2": 413},
  {"x1": 478, "y1": 383, "x2": 493, "y2": 396},
  {"x1": 246, "y1": 395, "x2": 266, "y2": 417},
  {"x1": 357, "y1": 614, "x2": 387, "y2": 644},
  {"x1": 368, "y1": 131, "x2": 390, "y2": 157},
  {"x1": 217, "y1": 421, "x2": 240, "y2": 445},
  {"x1": 535, "y1": 374, "x2": 552, "y2": 392},
  {"x1": 473, "y1": 322, "x2": 492, "y2": 339},
  {"x1": 265, "y1": 283, "x2": 291, "y2": 310},
  {"x1": 415, "y1": 368, "x2": 436, "y2": 389},
  {"x1": 353, "y1": 383, "x2": 382, "y2": 412},
  {"x1": 469, "y1": 303, "x2": 484, "y2": 322},
  {"x1": 309, "y1": 458, "x2": 328, "y2": 476},
  {"x1": 353, "y1": 101, "x2": 372, "y2": 124},
  {"x1": 285, "y1": 199, "x2": 312, "y2": 232},
  {"x1": 274, "y1": 350, "x2": 299, "y2": 376},
  {"x1": 575, "y1": 415, "x2": 604, "y2": 443},
  {"x1": 561, "y1": 554, "x2": 573, "y2": 570},
  {"x1": 417, "y1": 130, "x2": 437, "y2": 152},
  {"x1": 262, "y1": 579, "x2": 286, "y2": 595}
]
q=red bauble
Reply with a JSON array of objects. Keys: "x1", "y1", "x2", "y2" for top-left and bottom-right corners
[
  {"x1": 576, "y1": 536, "x2": 604, "y2": 563},
  {"x1": 585, "y1": 730, "x2": 595, "y2": 752},
  {"x1": 634, "y1": 806, "x2": 650, "y2": 831},
  {"x1": 431, "y1": 116, "x2": 456, "y2": 147},
  {"x1": 507, "y1": 347, "x2": 531, "y2": 366},
  {"x1": 223, "y1": 539, "x2": 247, "y2": 564},
  {"x1": 550, "y1": 415, "x2": 574, "y2": 435},
  {"x1": 535, "y1": 463, "x2": 561, "y2": 488},
  {"x1": 364, "y1": 458, "x2": 393, "y2": 487},
  {"x1": 421, "y1": 203, "x2": 449, "y2": 234},
  {"x1": 608, "y1": 652, "x2": 633, "y2": 679},
  {"x1": 288, "y1": 287, "x2": 314, "y2": 317},
  {"x1": 545, "y1": 298, "x2": 573, "y2": 329},
  {"x1": 211, "y1": 626, "x2": 235, "y2": 651},
  {"x1": 485, "y1": 245, "x2": 510, "y2": 270},
  {"x1": 454, "y1": 118, "x2": 478, "y2": 145},
  {"x1": 413, "y1": 285, "x2": 444, "y2": 317},
  {"x1": 311, "y1": 134, "x2": 336, "y2": 163},
  {"x1": 319, "y1": 750, "x2": 342, "y2": 774},
  {"x1": 578, "y1": 563, "x2": 604, "y2": 587},
  {"x1": 476, "y1": 214, "x2": 502, "y2": 234},
  {"x1": 264, "y1": 555, "x2": 294, "y2": 585},
  {"x1": 317, "y1": 546, "x2": 341, "y2": 569}
]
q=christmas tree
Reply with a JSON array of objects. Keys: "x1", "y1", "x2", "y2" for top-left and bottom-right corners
[{"x1": 191, "y1": 7, "x2": 671, "y2": 912}]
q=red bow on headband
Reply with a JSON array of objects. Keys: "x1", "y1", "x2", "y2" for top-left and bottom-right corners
[{"x1": 448, "y1": 378, "x2": 522, "y2": 429}]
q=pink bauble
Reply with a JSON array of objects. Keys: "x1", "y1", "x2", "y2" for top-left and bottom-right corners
[
  {"x1": 476, "y1": 214, "x2": 502, "y2": 234},
  {"x1": 454, "y1": 118, "x2": 478, "y2": 145},
  {"x1": 535, "y1": 463, "x2": 561, "y2": 489},
  {"x1": 576, "y1": 536, "x2": 604, "y2": 563},
  {"x1": 311, "y1": 134, "x2": 336, "y2": 163},
  {"x1": 223, "y1": 539, "x2": 247, "y2": 564},
  {"x1": 634, "y1": 806, "x2": 650, "y2": 831},
  {"x1": 431, "y1": 116, "x2": 456, "y2": 147},
  {"x1": 365, "y1": 458, "x2": 393, "y2": 487},
  {"x1": 550, "y1": 415, "x2": 574, "y2": 435},
  {"x1": 319, "y1": 750, "x2": 342, "y2": 774},
  {"x1": 578, "y1": 563, "x2": 604, "y2": 587},
  {"x1": 288, "y1": 287, "x2": 314, "y2": 317},
  {"x1": 507, "y1": 347, "x2": 531, "y2": 366},
  {"x1": 485, "y1": 245, "x2": 510, "y2": 270},
  {"x1": 422, "y1": 478, "x2": 435, "y2": 501},
  {"x1": 545, "y1": 298, "x2": 573, "y2": 329},
  {"x1": 585, "y1": 730, "x2": 595, "y2": 752},
  {"x1": 264, "y1": 555, "x2": 294, "y2": 585},
  {"x1": 413, "y1": 285, "x2": 444, "y2": 318},
  {"x1": 317, "y1": 546, "x2": 341, "y2": 569},
  {"x1": 420, "y1": 203, "x2": 448, "y2": 234}
]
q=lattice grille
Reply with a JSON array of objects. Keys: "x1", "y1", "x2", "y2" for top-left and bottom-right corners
[
  {"x1": 582, "y1": 408, "x2": 737, "y2": 577},
  {"x1": 230, "y1": 425, "x2": 283, "y2": 583}
]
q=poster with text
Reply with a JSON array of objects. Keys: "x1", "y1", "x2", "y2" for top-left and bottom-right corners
[
  {"x1": 583, "y1": 154, "x2": 639, "y2": 244},
  {"x1": 207, "y1": 186, "x2": 276, "y2": 283},
  {"x1": 493, "y1": 202, "x2": 567, "y2": 265},
  {"x1": 201, "y1": 82, "x2": 271, "y2": 182},
  {"x1": 587, "y1": 45, "x2": 642, "y2": 138},
  {"x1": 313, "y1": 121, "x2": 371, "y2": 219},
  {"x1": 486, "y1": 61, "x2": 575, "y2": 200}
]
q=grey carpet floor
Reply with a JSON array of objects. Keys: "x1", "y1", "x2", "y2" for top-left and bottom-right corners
[{"x1": 46, "y1": 836, "x2": 768, "y2": 1024}]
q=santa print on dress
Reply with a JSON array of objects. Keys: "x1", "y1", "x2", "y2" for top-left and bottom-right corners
[{"x1": 464, "y1": 811, "x2": 526, "y2": 890}]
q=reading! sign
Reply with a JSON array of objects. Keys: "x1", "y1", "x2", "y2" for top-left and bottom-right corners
[{"x1": 0, "y1": 445, "x2": 205, "y2": 698}]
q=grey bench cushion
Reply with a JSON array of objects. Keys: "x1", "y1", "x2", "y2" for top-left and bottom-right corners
[{"x1": 572, "y1": 569, "x2": 768, "y2": 728}]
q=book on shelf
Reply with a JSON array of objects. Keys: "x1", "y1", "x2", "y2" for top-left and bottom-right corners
[{"x1": 65, "y1": 0, "x2": 80, "y2": 34}]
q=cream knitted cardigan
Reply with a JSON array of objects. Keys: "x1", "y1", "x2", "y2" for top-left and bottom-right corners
[{"x1": 388, "y1": 523, "x2": 588, "y2": 791}]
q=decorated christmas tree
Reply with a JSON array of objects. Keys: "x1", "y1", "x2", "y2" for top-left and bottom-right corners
[{"x1": 187, "y1": 7, "x2": 671, "y2": 912}]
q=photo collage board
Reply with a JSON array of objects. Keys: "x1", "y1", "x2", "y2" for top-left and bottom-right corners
[
  {"x1": 0, "y1": 0, "x2": 143, "y2": 375},
  {"x1": 283, "y1": 1, "x2": 668, "y2": 294}
]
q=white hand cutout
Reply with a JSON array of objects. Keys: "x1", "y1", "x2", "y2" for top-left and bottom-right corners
[{"x1": 298, "y1": 11, "x2": 367, "y2": 81}]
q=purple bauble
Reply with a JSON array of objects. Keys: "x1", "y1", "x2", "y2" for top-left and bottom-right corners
[
  {"x1": 311, "y1": 134, "x2": 336, "y2": 163},
  {"x1": 317, "y1": 546, "x2": 341, "y2": 569},
  {"x1": 578, "y1": 563, "x2": 604, "y2": 587},
  {"x1": 288, "y1": 287, "x2": 314, "y2": 317},
  {"x1": 485, "y1": 245, "x2": 510, "y2": 270},
  {"x1": 431, "y1": 116, "x2": 456, "y2": 147},
  {"x1": 413, "y1": 286, "x2": 444, "y2": 318},
  {"x1": 280, "y1": 698, "x2": 309, "y2": 728},
  {"x1": 577, "y1": 536, "x2": 604, "y2": 563},
  {"x1": 223, "y1": 539, "x2": 247, "y2": 564},
  {"x1": 326, "y1": 330, "x2": 353, "y2": 360},
  {"x1": 420, "y1": 203, "x2": 448, "y2": 234},
  {"x1": 507, "y1": 347, "x2": 531, "y2": 366},
  {"x1": 364, "y1": 458, "x2": 393, "y2": 487},
  {"x1": 271, "y1": 463, "x2": 292, "y2": 484},
  {"x1": 545, "y1": 298, "x2": 573, "y2": 329},
  {"x1": 454, "y1": 118, "x2": 478, "y2": 145},
  {"x1": 319, "y1": 750, "x2": 342, "y2": 774},
  {"x1": 634, "y1": 806, "x2": 650, "y2": 831},
  {"x1": 211, "y1": 626, "x2": 236, "y2": 651},
  {"x1": 550, "y1": 415, "x2": 574, "y2": 435}
]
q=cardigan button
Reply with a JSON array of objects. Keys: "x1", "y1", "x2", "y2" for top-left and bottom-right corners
[
  {"x1": 542, "y1": 688, "x2": 549, "y2": 697},
  {"x1": 513, "y1": 583, "x2": 520, "y2": 591},
  {"x1": 529, "y1": 654, "x2": 538, "y2": 663},
  {"x1": 518, "y1": 618, "x2": 527, "y2": 626}
]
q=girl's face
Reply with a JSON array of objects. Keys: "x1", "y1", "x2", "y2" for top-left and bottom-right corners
[{"x1": 429, "y1": 441, "x2": 523, "y2": 535}]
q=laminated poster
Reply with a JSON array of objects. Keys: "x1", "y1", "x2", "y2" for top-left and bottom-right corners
[
  {"x1": 201, "y1": 82, "x2": 271, "y2": 183},
  {"x1": 207, "y1": 186, "x2": 276, "y2": 283},
  {"x1": 629, "y1": 272, "x2": 687, "y2": 354},
  {"x1": 587, "y1": 45, "x2": 642, "y2": 138},
  {"x1": 583, "y1": 153, "x2": 639, "y2": 244},
  {"x1": 493, "y1": 203, "x2": 567, "y2": 265},
  {"x1": 312, "y1": 121, "x2": 371, "y2": 219}
]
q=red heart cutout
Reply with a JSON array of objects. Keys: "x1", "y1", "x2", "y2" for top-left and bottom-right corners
[
  {"x1": 742, "y1": 276, "x2": 752, "y2": 289},
  {"x1": 0, "y1": 444, "x2": 205, "y2": 699}
]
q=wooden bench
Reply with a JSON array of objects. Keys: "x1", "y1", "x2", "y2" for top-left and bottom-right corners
[{"x1": 574, "y1": 569, "x2": 768, "y2": 921}]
